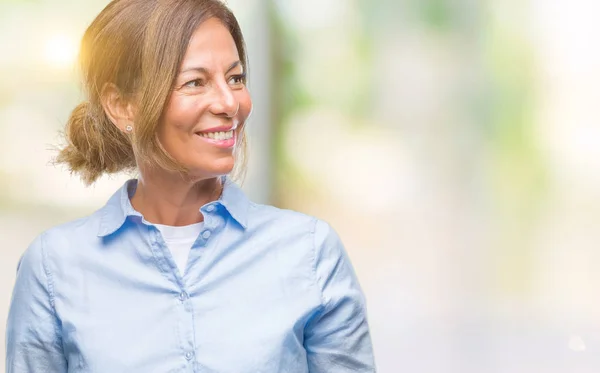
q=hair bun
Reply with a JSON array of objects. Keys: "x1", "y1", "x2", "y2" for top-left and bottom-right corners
[{"x1": 55, "y1": 101, "x2": 135, "y2": 185}]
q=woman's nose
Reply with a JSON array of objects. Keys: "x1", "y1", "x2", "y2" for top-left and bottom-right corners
[{"x1": 209, "y1": 82, "x2": 239, "y2": 118}]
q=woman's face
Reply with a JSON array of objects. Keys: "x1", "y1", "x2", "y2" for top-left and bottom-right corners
[{"x1": 158, "y1": 18, "x2": 252, "y2": 179}]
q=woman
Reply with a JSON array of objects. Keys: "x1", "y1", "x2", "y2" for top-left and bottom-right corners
[{"x1": 6, "y1": 0, "x2": 375, "y2": 372}]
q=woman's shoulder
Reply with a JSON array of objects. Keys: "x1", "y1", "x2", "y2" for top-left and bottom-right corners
[
  {"x1": 23, "y1": 209, "x2": 105, "y2": 259},
  {"x1": 248, "y1": 202, "x2": 316, "y2": 227},
  {"x1": 49, "y1": 207, "x2": 104, "y2": 235},
  {"x1": 247, "y1": 202, "x2": 340, "y2": 243}
]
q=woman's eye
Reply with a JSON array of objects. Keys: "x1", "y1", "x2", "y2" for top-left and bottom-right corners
[
  {"x1": 229, "y1": 74, "x2": 246, "y2": 85},
  {"x1": 184, "y1": 79, "x2": 205, "y2": 88}
]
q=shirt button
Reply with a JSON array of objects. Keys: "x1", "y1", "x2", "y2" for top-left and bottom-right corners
[
  {"x1": 179, "y1": 292, "x2": 188, "y2": 301},
  {"x1": 206, "y1": 205, "x2": 215, "y2": 212},
  {"x1": 202, "y1": 230, "x2": 211, "y2": 239},
  {"x1": 185, "y1": 351, "x2": 194, "y2": 360}
]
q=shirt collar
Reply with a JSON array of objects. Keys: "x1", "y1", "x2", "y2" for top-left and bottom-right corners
[
  {"x1": 97, "y1": 177, "x2": 250, "y2": 237},
  {"x1": 218, "y1": 176, "x2": 250, "y2": 229}
]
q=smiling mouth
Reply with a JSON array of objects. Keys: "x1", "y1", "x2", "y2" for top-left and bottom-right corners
[{"x1": 196, "y1": 130, "x2": 234, "y2": 141}]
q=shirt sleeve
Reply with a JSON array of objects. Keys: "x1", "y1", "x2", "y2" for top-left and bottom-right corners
[
  {"x1": 5, "y1": 233, "x2": 68, "y2": 373},
  {"x1": 304, "y1": 219, "x2": 376, "y2": 372}
]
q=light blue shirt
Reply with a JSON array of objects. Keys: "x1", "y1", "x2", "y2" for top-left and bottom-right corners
[{"x1": 6, "y1": 178, "x2": 375, "y2": 372}]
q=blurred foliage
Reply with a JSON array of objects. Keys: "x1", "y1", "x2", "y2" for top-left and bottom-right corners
[
  {"x1": 480, "y1": 2, "x2": 548, "y2": 296},
  {"x1": 270, "y1": 0, "x2": 376, "y2": 202},
  {"x1": 268, "y1": 1, "x2": 307, "y2": 201},
  {"x1": 414, "y1": 0, "x2": 455, "y2": 31},
  {"x1": 268, "y1": 0, "x2": 549, "y2": 298}
]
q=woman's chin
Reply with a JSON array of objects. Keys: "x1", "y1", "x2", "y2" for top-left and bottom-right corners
[{"x1": 187, "y1": 158, "x2": 236, "y2": 179}]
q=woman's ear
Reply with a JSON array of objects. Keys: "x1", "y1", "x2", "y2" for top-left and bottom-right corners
[{"x1": 100, "y1": 83, "x2": 136, "y2": 133}]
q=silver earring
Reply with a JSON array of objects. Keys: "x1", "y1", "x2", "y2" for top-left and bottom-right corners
[{"x1": 125, "y1": 125, "x2": 133, "y2": 133}]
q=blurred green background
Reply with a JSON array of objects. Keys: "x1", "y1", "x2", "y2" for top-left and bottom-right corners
[{"x1": 2, "y1": 0, "x2": 600, "y2": 371}]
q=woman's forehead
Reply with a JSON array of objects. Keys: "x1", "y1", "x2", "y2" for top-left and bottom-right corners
[{"x1": 180, "y1": 18, "x2": 240, "y2": 69}]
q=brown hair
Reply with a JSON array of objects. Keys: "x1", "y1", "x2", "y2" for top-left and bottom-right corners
[{"x1": 56, "y1": 0, "x2": 248, "y2": 185}]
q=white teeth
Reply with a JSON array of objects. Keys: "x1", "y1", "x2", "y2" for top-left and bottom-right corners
[{"x1": 199, "y1": 130, "x2": 233, "y2": 141}]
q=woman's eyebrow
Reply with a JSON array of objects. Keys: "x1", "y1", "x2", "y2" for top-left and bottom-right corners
[{"x1": 180, "y1": 60, "x2": 241, "y2": 75}]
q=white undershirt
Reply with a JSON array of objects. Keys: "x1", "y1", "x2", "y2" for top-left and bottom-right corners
[{"x1": 155, "y1": 222, "x2": 204, "y2": 275}]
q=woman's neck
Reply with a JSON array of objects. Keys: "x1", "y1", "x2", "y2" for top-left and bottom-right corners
[{"x1": 130, "y1": 171, "x2": 223, "y2": 227}]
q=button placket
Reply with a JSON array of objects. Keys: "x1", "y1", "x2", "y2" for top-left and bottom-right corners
[{"x1": 178, "y1": 291, "x2": 188, "y2": 302}]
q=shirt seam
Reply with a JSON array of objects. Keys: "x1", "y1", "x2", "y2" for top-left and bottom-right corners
[
  {"x1": 39, "y1": 232, "x2": 63, "y2": 345},
  {"x1": 310, "y1": 218, "x2": 327, "y2": 311}
]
